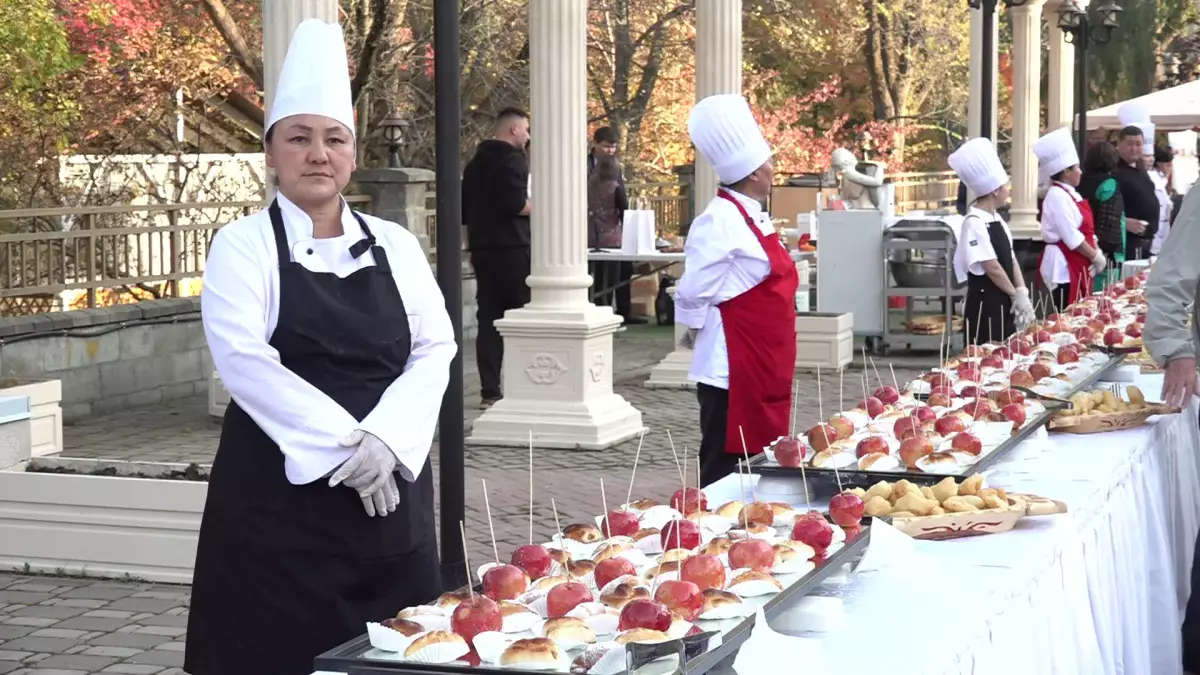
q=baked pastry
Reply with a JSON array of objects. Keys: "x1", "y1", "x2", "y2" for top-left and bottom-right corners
[
  {"x1": 435, "y1": 591, "x2": 469, "y2": 609},
  {"x1": 631, "y1": 527, "x2": 660, "y2": 543},
  {"x1": 700, "y1": 537, "x2": 732, "y2": 555},
  {"x1": 563, "y1": 523, "x2": 603, "y2": 543},
  {"x1": 728, "y1": 570, "x2": 783, "y2": 591},
  {"x1": 627, "y1": 498, "x2": 660, "y2": 511},
  {"x1": 542, "y1": 616, "x2": 596, "y2": 644},
  {"x1": 380, "y1": 617, "x2": 424, "y2": 636},
  {"x1": 530, "y1": 575, "x2": 569, "y2": 592},
  {"x1": 499, "y1": 600, "x2": 534, "y2": 618},
  {"x1": 714, "y1": 500, "x2": 745, "y2": 519},
  {"x1": 615, "y1": 628, "x2": 670, "y2": 644},
  {"x1": 547, "y1": 548, "x2": 571, "y2": 565},
  {"x1": 599, "y1": 582, "x2": 650, "y2": 609},
  {"x1": 566, "y1": 559, "x2": 595, "y2": 578},
  {"x1": 593, "y1": 543, "x2": 629, "y2": 562},
  {"x1": 404, "y1": 630, "x2": 466, "y2": 658},
  {"x1": 658, "y1": 548, "x2": 691, "y2": 563},
  {"x1": 700, "y1": 589, "x2": 742, "y2": 613},
  {"x1": 500, "y1": 637, "x2": 563, "y2": 667},
  {"x1": 642, "y1": 560, "x2": 680, "y2": 581}
]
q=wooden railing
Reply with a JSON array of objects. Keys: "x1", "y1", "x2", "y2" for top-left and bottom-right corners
[
  {"x1": 891, "y1": 170, "x2": 959, "y2": 214},
  {"x1": 0, "y1": 195, "x2": 371, "y2": 311}
]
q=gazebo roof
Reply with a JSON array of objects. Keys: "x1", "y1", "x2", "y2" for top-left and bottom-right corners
[{"x1": 1084, "y1": 80, "x2": 1200, "y2": 131}]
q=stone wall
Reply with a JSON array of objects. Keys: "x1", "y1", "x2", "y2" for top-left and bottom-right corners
[{"x1": 0, "y1": 299, "x2": 207, "y2": 422}]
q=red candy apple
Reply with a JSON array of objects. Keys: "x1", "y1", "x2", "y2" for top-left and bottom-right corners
[
  {"x1": 1124, "y1": 276, "x2": 1140, "y2": 290},
  {"x1": 855, "y1": 435, "x2": 890, "y2": 458},
  {"x1": 1103, "y1": 328, "x2": 1125, "y2": 347},
  {"x1": 829, "y1": 491, "x2": 865, "y2": 528},
  {"x1": 511, "y1": 544, "x2": 553, "y2": 580},
  {"x1": 482, "y1": 563, "x2": 529, "y2": 601},
  {"x1": 660, "y1": 519, "x2": 701, "y2": 551},
  {"x1": 1029, "y1": 363, "x2": 1053, "y2": 381},
  {"x1": 547, "y1": 581, "x2": 593, "y2": 618},
  {"x1": 617, "y1": 599, "x2": 672, "y2": 632},
  {"x1": 934, "y1": 414, "x2": 967, "y2": 436},
  {"x1": 859, "y1": 397, "x2": 886, "y2": 418},
  {"x1": 772, "y1": 438, "x2": 806, "y2": 468},
  {"x1": 654, "y1": 580, "x2": 704, "y2": 622},
  {"x1": 950, "y1": 432, "x2": 982, "y2": 456},
  {"x1": 1000, "y1": 403, "x2": 1026, "y2": 427},
  {"x1": 992, "y1": 389, "x2": 1025, "y2": 407},
  {"x1": 912, "y1": 405, "x2": 937, "y2": 423},
  {"x1": 451, "y1": 594, "x2": 502, "y2": 643},
  {"x1": 899, "y1": 435, "x2": 935, "y2": 467},
  {"x1": 728, "y1": 539, "x2": 775, "y2": 573},
  {"x1": 1058, "y1": 348, "x2": 1080, "y2": 365},
  {"x1": 594, "y1": 557, "x2": 637, "y2": 591},
  {"x1": 892, "y1": 415, "x2": 922, "y2": 441},
  {"x1": 679, "y1": 554, "x2": 726, "y2": 592},
  {"x1": 791, "y1": 511, "x2": 834, "y2": 551},
  {"x1": 1009, "y1": 368, "x2": 1036, "y2": 388},
  {"x1": 670, "y1": 487, "x2": 708, "y2": 515},
  {"x1": 601, "y1": 509, "x2": 640, "y2": 538},
  {"x1": 807, "y1": 423, "x2": 838, "y2": 451},
  {"x1": 1125, "y1": 324, "x2": 1142, "y2": 338},
  {"x1": 873, "y1": 385, "x2": 900, "y2": 405},
  {"x1": 828, "y1": 414, "x2": 856, "y2": 440}
]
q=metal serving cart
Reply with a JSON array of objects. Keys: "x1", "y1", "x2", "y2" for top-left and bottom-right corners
[{"x1": 878, "y1": 217, "x2": 965, "y2": 355}]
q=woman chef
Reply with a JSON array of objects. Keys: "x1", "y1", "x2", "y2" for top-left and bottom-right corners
[
  {"x1": 675, "y1": 94, "x2": 797, "y2": 487},
  {"x1": 1035, "y1": 127, "x2": 1107, "y2": 310},
  {"x1": 949, "y1": 137, "x2": 1035, "y2": 343},
  {"x1": 185, "y1": 20, "x2": 455, "y2": 675}
]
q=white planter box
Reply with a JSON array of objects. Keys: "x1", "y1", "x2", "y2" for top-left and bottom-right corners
[
  {"x1": 0, "y1": 470, "x2": 207, "y2": 583},
  {"x1": 209, "y1": 370, "x2": 230, "y2": 418},
  {"x1": 0, "y1": 379, "x2": 61, "y2": 458},
  {"x1": 796, "y1": 312, "x2": 854, "y2": 370}
]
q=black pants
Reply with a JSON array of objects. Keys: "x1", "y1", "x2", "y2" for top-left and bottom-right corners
[
  {"x1": 1186, "y1": 409, "x2": 1200, "y2": 672},
  {"x1": 472, "y1": 249, "x2": 531, "y2": 400},
  {"x1": 697, "y1": 383, "x2": 741, "y2": 487},
  {"x1": 589, "y1": 260, "x2": 633, "y2": 317},
  {"x1": 1125, "y1": 234, "x2": 1152, "y2": 261},
  {"x1": 1049, "y1": 284, "x2": 1071, "y2": 315}
]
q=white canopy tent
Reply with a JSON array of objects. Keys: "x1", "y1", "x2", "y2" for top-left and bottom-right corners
[{"x1": 1084, "y1": 80, "x2": 1200, "y2": 131}]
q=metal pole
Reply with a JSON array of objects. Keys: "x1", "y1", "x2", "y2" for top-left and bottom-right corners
[
  {"x1": 434, "y1": 0, "x2": 466, "y2": 591},
  {"x1": 1074, "y1": 21, "x2": 1088, "y2": 153},
  {"x1": 978, "y1": 0, "x2": 996, "y2": 141}
]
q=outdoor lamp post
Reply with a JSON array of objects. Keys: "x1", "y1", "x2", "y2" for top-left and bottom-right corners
[
  {"x1": 967, "y1": 0, "x2": 1030, "y2": 142},
  {"x1": 379, "y1": 113, "x2": 408, "y2": 168},
  {"x1": 1057, "y1": 0, "x2": 1122, "y2": 152}
]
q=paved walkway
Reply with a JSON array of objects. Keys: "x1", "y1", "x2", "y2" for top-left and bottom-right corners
[{"x1": 3, "y1": 328, "x2": 936, "y2": 673}]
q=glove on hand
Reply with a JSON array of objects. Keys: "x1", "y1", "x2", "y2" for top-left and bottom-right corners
[{"x1": 331, "y1": 430, "x2": 398, "y2": 517}]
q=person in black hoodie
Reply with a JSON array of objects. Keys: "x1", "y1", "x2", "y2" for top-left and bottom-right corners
[
  {"x1": 1113, "y1": 125, "x2": 1159, "y2": 260},
  {"x1": 1076, "y1": 141, "x2": 1126, "y2": 282},
  {"x1": 463, "y1": 107, "x2": 532, "y2": 409}
]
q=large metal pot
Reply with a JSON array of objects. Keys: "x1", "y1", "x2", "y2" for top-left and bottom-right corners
[{"x1": 889, "y1": 260, "x2": 963, "y2": 289}]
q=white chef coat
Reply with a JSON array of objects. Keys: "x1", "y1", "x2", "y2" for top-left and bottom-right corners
[
  {"x1": 674, "y1": 190, "x2": 779, "y2": 389},
  {"x1": 1150, "y1": 169, "x2": 1172, "y2": 255},
  {"x1": 201, "y1": 193, "x2": 456, "y2": 485},
  {"x1": 953, "y1": 206, "x2": 1012, "y2": 284},
  {"x1": 1038, "y1": 182, "x2": 1086, "y2": 287}
]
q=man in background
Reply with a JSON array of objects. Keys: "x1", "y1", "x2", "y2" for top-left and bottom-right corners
[
  {"x1": 1113, "y1": 125, "x2": 1159, "y2": 259},
  {"x1": 463, "y1": 107, "x2": 532, "y2": 409},
  {"x1": 587, "y1": 126, "x2": 645, "y2": 324}
]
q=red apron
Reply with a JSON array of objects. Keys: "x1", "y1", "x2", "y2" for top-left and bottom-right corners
[
  {"x1": 716, "y1": 189, "x2": 799, "y2": 456},
  {"x1": 1038, "y1": 183, "x2": 1097, "y2": 305}
]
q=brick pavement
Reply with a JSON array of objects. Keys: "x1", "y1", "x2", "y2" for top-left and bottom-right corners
[{"x1": 5, "y1": 331, "x2": 935, "y2": 673}]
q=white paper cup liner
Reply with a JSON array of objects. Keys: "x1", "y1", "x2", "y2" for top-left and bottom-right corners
[
  {"x1": 717, "y1": 552, "x2": 731, "y2": 569},
  {"x1": 518, "y1": 590, "x2": 550, "y2": 618},
  {"x1": 780, "y1": 540, "x2": 816, "y2": 560},
  {"x1": 585, "y1": 613, "x2": 620, "y2": 637},
  {"x1": 638, "y1": 505, "x2": 684, "y2": 531},
  {"x1": 548, "y1": 536, "x2": 600, "y2": 560},
  {"x1": 530, "y1": 619, "x2": 596, "y2": 651},
  {"x1": 473, "y1": 631, "x2": 515, "y2": 664},
  {"x1": 565, "y1": 601, "x2": 609, "y2": 619},
  {"x1": 727, "y1": 579, "x2": 782, "y2": 597},
  {"x1": 582, "y1": 643, "x2": 629, "y2": 675},
  {"x1": 698, "y1": 515, "x2": 733, "y2": 536},
  {"x1": 398, "y1": 605, "x2": 447, "y2": 620},
  {"x1": 633, "y1": 535, "x2": 665, "y2": 556},
  {"x1": 501, "y1": 609, "x2": 540, "y2": 634},
  {"x1": 698, "y1": 602, "x2": 753, "y2": 620},
  {"x1": 476, "y1": 562, "x2": 502, "y2": 582},
  {"x1": 598, "y1": 575, "x2": 641, "y2": 597},
  {"x1": 617, "y1": 549, "x2": 650, "y2": 568},
  {"x1": 645, "y1": 568, "x2": 680, "y2": 584},
  {"x1": 770, "y1": 512, "x2": 797, "y2": 528},
  {"x1": 615, "y1": 629, "x2": 672, "y2": 645},
  {"x1": 829, "y1": 525, "x2": 846, "y2": 544},
  {"x1": 407, "y1": 614, "x2": 451, "y2": 633},
  {"x1": 728, "y1": 527, "x2": 776, "y2": 542},
  {"x1": 667, "y1": 619, "x2": 693, "y2": 639},
  {"x1": 366, "y1": 622, "x2": 421, "y2": 653},
  {"x1": 824, "y1": 541, "x2": 845, "y2": 556},
  {"x1": 404, "y1": 638, "x2": 470, "y2": 664},
  {"x1": 773, "y1": 558, "x2": 816, "y2": 576},
  {"x1": 569, "y1": 570, "x2": 596, "y2": 589}
]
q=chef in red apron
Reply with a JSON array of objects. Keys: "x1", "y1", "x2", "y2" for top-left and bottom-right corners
[
  {"x1": 675, "y1": 94, "x2": 798, "y2": 487},
  {"x1": 1034, "y1": 127, "x2": 1107, "y2": 309}
]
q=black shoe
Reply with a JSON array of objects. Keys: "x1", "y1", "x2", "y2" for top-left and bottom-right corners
[
  {"x1": 622, "y1": 315, "x2": 648, "y2": 325},
  {"x1": 480, "y1": 396, "x2": 502, "y2": 410}
]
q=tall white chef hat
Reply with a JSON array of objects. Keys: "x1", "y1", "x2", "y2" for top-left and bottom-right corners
[
  {"x1": 688, "y1": 94, "x2": 773, "y2": 185},
  {"x1": 948, "y1": 137, "x2": 1008, "y2": 197},
  {"x1": 266, "y1": 19, "x2": 355, "y2": 138},
  {"x1": 1033, "y1": 127, "x2": 1080, "y2": 179},
  {"x1": 1118, "y1": 100, "x2": 1150, "y2": 127},
  {"x1": 1136, "y1": 122, "x2": 1157, "y2": 156}
]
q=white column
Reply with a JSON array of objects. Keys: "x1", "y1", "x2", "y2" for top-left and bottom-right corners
[
  {"x1": 1008, "y1": 0, "x2": 1045, "y2": 238},
  {"x1": 645, "y1": 0, "x2": 742, "y2": 390},
  {"x1": 468, "y1": 0, "x2": 643, "y2": 449},
  {"x1": 1045, "y1": 1, "x2": 1075, "y2": 132},
  {"x1": 967, "y1": 4, "x2": 998, "y2": 140},
  {"x1": 262, "y1": 0, "x2": 338, "y2": 196}
]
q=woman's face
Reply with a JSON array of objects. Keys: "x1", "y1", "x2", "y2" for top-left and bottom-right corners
[
  {"x1": 1060, "y1": 165, "x2": 1082, "y2": 187},
  {"x1": 266, "y1": 115, "x2": 356, "y2": 206}
]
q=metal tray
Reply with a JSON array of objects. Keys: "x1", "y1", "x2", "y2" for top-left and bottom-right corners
[
  {"x1": 314, "y1": 527, "x2": 873, "y2": 675},
  {"x1": 748, "y1": 354, "x2": 1126, "y2": 491}
]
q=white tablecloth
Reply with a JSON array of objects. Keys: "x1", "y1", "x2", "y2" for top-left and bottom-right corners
[{"x1": 314, "y1": 371, "x2": 1200, "y2": 675}]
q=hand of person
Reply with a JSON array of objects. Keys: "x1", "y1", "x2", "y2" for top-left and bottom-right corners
[
  {"x1": 1162, "y1": 357, "x2": 1198, "y2": 409},
  {"x1": 1011, "y1": 288, "x2": 1036, "y2": 331},
  {"x1": 1091, "y1": 251, "x2": 1108, "y2": 275},
  {"x1": 679, "y1": 328, "x2": 699, "y2": 350},
  {"x1": 1127, "y1": 219, "x2": 1146, "y2": 235},
  {"x1": 331, "y1": 430, "x2": 398, "y2": 517}
]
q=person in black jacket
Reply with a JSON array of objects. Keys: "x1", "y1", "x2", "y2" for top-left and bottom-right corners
[
  {"x1": 1077, "y1": 141, "x2": 1125, "y2": 274},
  {"x1": 463, "y1": 107, "x2": 532, "y2": 409},
  {"x1": 1113, "y1": 125, "x2": 1159, "y2": 260}
]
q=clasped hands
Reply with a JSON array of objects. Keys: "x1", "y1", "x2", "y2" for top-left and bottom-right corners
[
  {"x1": 329, "y1": 430, "x2": 399, "y2": 517},
  {"x1": 1010, "y1": 288, "x2": 1036, "y2": 331}
]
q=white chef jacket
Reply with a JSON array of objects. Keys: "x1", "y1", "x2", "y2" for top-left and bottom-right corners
[
  {"x1": 1038, "y1": 182, "x2": 1086, "y2": 287},
  {"x1": 953, "y1": 206, "x2": 1012, "y2": 284},
  {"x1": 674, "y1": 190, "x2": 778, "y2": 389},
  {"x1": 201, "y1": 193, "x2": 456, "y2": 485},
  {"x1": 1150, "y1": 169, "x2": 1172, "y2": 255}
]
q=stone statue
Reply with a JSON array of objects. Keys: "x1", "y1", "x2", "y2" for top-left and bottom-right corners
[{"x1": 831, "y1": 147, "x2": 886, "y2": 210}]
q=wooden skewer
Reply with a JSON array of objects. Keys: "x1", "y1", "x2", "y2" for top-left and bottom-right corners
[
  {"x1": 888, "y1": 363, "x2": 900, "y2": 395},
  {"x1": 868, "y1": 356, "x2": 884, "y2": 393},
  {"x1": 481, "y1": 478, "x2": 500, "y2": 564},
  {"x1": 832, "y1": 461, "x2": 843, "y2": 493},
  {"x1": 974, "y1": 301, "x2": 984, "y2": 347},
  {"x1": 551, "y1": 498, "x2": 563, "y2": 547},
  {"x1": 816, "y1": 365, "x2": 831, "y2": 454},
  {"x1": 736, "y1": 451, "x2": 747, "y2": 504},
  {"x1": 459, "y1": 521, "x2": 474, "y2": 599},
  {"x1": 839, "y1": 366, "x2": 845, "y2": 411},
  {"x1": 737, "y1": 426, "x2": 758, "y2": 503},
  {"x1": 528, "y1": 431, "x2": 534, "y2": 545},
  {"x1": 666, "y1": 429, "x2": 684, "y2": 486},
  {"x1": 790, "y1": 379, "x2": 800, "y2": 439},
  {"x1": 624, "y1": 428, "x2": 646, "y2": 510},
  {"x1": 799, "y1": 452, "x2": 811, "y2": 507},
  {"x1": 696, "y1": 454, "x2": 702, "y2": 496},
  {"x1": 599, "y1": 478, "x2": 611, "y2": 538}
]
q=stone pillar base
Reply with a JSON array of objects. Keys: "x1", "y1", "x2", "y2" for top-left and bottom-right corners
[{"x1": 467, "y1": 306, "x2": 645, "y2": 449}]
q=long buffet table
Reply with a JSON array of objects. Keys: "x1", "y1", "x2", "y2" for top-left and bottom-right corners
[{"x1": 313, "y1": 369, "x2": 1200, "y2": 675}]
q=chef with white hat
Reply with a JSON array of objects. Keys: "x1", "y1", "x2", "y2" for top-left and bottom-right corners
[
  {"x1": 949, "y1": 137, "x2": 1034, "y2": 343},
  {"x1": 675, "y1": 94, "x2": 797, "y2": 486},
  {"x1": 1115, "y1": 100, "x2": 1160, "y2": 259},
  {"x1": 185, "y1": 19, "x2": 454, "y2": 675},
  {"x1": 1035, "y1": 127, "x2": 1106, "y2": 309}
]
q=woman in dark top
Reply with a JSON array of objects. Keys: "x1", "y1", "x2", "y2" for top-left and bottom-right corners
[
  {"x1": 587, "y1": 156, "x2": 631, "y2": 311},
  {"x1": 1076, "y1": 141, "x2": 1125, "y2": 290}
]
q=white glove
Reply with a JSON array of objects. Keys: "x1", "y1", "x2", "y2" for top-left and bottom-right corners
[
  {"x1": 1011, "y1": 288, "x2": 1035, "y2": 331},
  {"x1": 1091, "y1": 251, "x2": 1108, "y2": 275},
  {"x1": 331, "y1": 430, "x2": 399, "y2": 517},
  {"x1": 678, "y1": 328, "x2": 699, "y2": 349}
]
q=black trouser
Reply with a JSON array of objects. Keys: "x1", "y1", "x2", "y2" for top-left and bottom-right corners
[
  {"x1": 1186, "y1": 409, "x2": 1200, "y2": 672},
  {"x1": 1049, "y1": 284, "x2": 1071, "y2": 316},
  {"x1": 589, "y1": 260, "x2": 633, "y2": 317},
  {"x1": 1125, "y1": 234, "x2": 1152, "y2": 261},
  {"x1": 472, "y1": 248, "x2": 531, "y2": 400},
  {"x1": 697, "y1": 383, "x2": 741, "y2": 487}
]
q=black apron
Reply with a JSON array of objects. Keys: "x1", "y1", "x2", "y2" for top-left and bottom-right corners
[
  {"x1": 185, "y1": 201, "x2": 441, "y2": 675},
  {"x1": 963, "y1": 218, "x2": 1016, "y2": 345}
]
